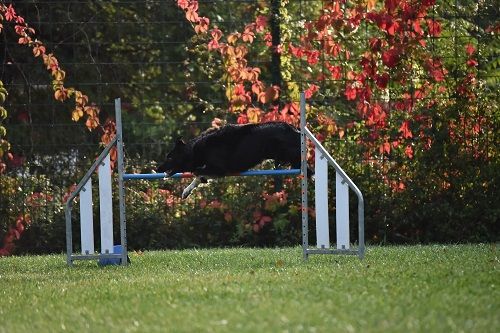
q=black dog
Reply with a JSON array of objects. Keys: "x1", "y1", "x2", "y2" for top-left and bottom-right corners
[{"x1": 157, "y1": 122, "x2": 305, "y2": 198}]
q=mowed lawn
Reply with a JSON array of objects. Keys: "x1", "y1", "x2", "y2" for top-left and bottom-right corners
[{"x1": 0, "y1": 244, "x2": 498, "y2": 333}]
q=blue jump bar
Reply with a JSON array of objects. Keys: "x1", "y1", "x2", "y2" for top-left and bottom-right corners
[{"x1": 123, "y1": 169, "x2": 301, "y2": 180}]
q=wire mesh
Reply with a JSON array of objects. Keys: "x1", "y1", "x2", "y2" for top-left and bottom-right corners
[{"x1": 0, "y1": 0, "x2": 498, "y2": 254}]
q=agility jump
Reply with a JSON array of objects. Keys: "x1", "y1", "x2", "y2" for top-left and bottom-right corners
[{"x1": 64, "y1": 92, "x2": 365, "y2": 266}]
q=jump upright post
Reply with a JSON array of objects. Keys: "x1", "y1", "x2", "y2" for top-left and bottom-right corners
[
  {"x1": 65, "y1": 98, "x2": 128, "y2": 266},
  {"x1": 298, "y1": 93, "x2": 365, "y2": 259},
  {"x1": 64, "y1": 93, "x2": 365, "y2": 266}
]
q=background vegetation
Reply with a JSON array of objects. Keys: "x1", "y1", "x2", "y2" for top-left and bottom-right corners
[{"x1": 0, "y1": 0, "x2": 498, "y2": 255}]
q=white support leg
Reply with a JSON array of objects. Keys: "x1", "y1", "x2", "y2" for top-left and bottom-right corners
[
  {"x1": 80, "y1": 178, "x2": 94, "y2": 254},
  {"x1": 99, "y1": 154, "x2": 114, "y2": 254},
  {"x1": 336, "y1": 172, "x2": 350, "y2": 249},
  {"x1": 315, "y1": 148, "x2": 330, "y2": 248},
  {"x1": 182, "y1": 177, "x2": 202, "y2": 199}
]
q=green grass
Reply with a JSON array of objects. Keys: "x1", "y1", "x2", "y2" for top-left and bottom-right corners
[{"x1": 0, "y1": 245, "x2": 498, "y2": 333}]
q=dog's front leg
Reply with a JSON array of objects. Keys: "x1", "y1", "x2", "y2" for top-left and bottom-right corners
[{"x1": 182, "y1": 177, "x2": 202, "y2": 199}]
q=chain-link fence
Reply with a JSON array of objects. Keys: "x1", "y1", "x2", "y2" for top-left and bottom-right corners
[{"x1": 1, "y1": 0, "x2": 498, "y2": 254}]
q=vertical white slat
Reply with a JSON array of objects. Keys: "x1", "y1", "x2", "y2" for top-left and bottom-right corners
[
  {"x1": 336, "y1": 172, "x2": 350, "y2": 249},
  {"x1": 315, "y1": 147, "x2": 330, "y2": 248},
  {"x1": 99, "y1": 154, "x2": 114, "y2": 254},
  {"x1": 80, "y1": 178, "x2": 94, "y2": 254}
]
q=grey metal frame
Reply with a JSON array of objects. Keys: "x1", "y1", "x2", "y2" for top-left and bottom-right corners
[
  {"x1": 65, "y1": 98, "x2": 128, "y2": 266},
  {"x1": 115, "y1": 98, "x2": 128, "y2": 266},
  {"x1": 299, "y1": 92, "x2": 365, "y2": 259},
  {"x1": 66, "y1": 94, "x2": 364, "y2": 265}
]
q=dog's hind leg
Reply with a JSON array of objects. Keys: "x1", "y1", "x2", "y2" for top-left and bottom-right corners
[{"x1": 182, "y1": 177, "x2": 202, "y2": 199}]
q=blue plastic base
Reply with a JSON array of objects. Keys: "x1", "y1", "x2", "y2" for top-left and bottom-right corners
[{"x1": 98, "y1": 245, "x2": 127, "y2": 266}]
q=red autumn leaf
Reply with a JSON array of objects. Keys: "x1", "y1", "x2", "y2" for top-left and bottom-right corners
[
  {"x1": 324, "y1": 37, "x2": 341, "y2": 56},
  {"x1": 375, "y1": 73, "x2": 390, "y2": 89},
  {"x1": 425, "y1": 58, "x2": 448, "y2": 82},
  {"x1": 366, "y1": 12, "x2": 380, "y2": 25},
  {"x1": 18, "y1": 37, "x2": 30, "y2": 45},
  {"x1": 245, "y1": 23, "x2": 256, "y2": 32},
  {"x1": 259, "y1": 86, "x2": 280, "y2": 104},
  {"x1": 255, "y1": 15, "x2": 267, "y2": 32},
  {"x1": 273, "y1": 44, "x2": 283, "y2": 54},
  {"x1": 326, "y1": 62, "x2": 342, "y2": 80},
  {"x1": 371, "y1": 103, "x2": 386, "y2": 124},
  {"x1": 86, "y1": 117, "x2": 99, "y2": 130},
  {"x1": 413, "y1": 20, "x2": 423, "y2": 35},
  {"x1": 384, "y1": 0, "x2": 400, "y2": 13},
  {"x1": 54, "y1": 88, "x2": 68, "y2": 102},
  {"x1": 288, "y1": 43, "x2": 304, "y2": 58},
  {"x1": 242, "y1": 29, "x2": 255, "y2": 43},
  {"x1": 237, "y1": 113, "x2": 248, "y2": 124},
  {"x1": 14, "y1": 25, "x2": 25, "y2": 35},
  {"x1": 247, "y1": 107, "x2": 262, "y2": 123},
  {"x1": 16, "y1": 16, "x2": 26, "y2": 25},
  {"x1": 427, "y1": 19, "x2": 441, "y2": 37},
  {"x1": 306, "y1": 50, "x2": 320, "y2": 65},
  {"x1": 33, "y1": 45, "x2": 46, "y2": 57},
  {"x1": 207, "y1": 39, "x2": 219, "y2": 51},
  {"x1": 399, "y1": 121, "x2": 413, "y2": 139},
  {"x1": 281, "y1": 102, "x2": 299, "y2": 116},
  {"x1": 380, "y1": 141, "x2": 391, "y2": 155},
  {"x1": 344, "y1": 85, "x2": 357, "y2": 100},
  {"x1": 404, "y1": 145, "x2": 414, "y2": 158},
  {"x1": 211, "y1": 28, "x2": 223, "y2": 41},
  {"x1": 43, "y1": 53, "x2": 59, "y2": 71},
  {"x1": 177, "y1": 0, "x2": 190, "y2": 10},
  {"x1": 234, "y1": 84, "x2": 246, "y2": 96},
  {"x1": 386, "y1": 20, "x2": 400, "y2": 36},
  {"x1": 304, "y1": 84, "x2": 319, "y2": 99},
  {"x1": 414, "y1": 89, "x2": 426, "y2": 100},
  {"x1": 16, "y1": 222, "x2": 25, "y2": 233},
  {"x1": 466, "y1": 59, "x2": 478, "y2": 67},
  {"x1": 185, "y1": 8, "x2": 199, "y2": 23},
  {"x1": 75, "y1": 92, "x2": 89, "y2": 106},
  {"x1": 252, "y1": 81, "x2": 264, "y2": 95},
  {"x1": 398, "y1": 182, "x2": 405, "y2": 191},
  {"x1": 361, "y1": 55, "x2": 376, "y2": 76},
  {"x1": 5, "y1": 5, "x2": 17, "y2": 21},
  {"x1": 227, "y1": 33, "x2": 240, "y2": 45},
  {"x1": 194, "y1": 17, "x2": 209, "y2": 34},
  {"x1": 264, "y1": 32, "x2": 272, "y2": 47},
  {"x1": 465, "y1": 44, "x2": 476, "y2": 56},
  {"x1": 53, "y1": 69, "x2": 66, "y2": 81},
  {"x1": 382, "y1": 47, "x2": 400, "y2": 68}
]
